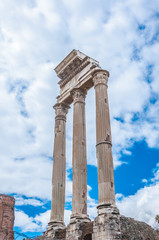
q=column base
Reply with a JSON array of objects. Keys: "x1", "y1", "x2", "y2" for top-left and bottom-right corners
[
  {"x1": 46, "y1": 220, "x2": 66, "y2": 238},
  {"x1": 97, "y1": 202, "x2": 120, "y2": 215},
  {"x1": 70, "y1": 213, "x2": 91, "y2": 224},
  {"x1": 92, "y1": 204, "x2": 121, "y2": 240},
  {"x1": 66, "y1": 214, "x2": 91, "y2": 240}
]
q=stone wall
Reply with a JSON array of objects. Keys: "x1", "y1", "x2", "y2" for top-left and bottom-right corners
[
  {"x1": 120, "y1": 215, "x2": 159, "y2": 240},
  {"x1": 0, "y1": 194, "x2": 15, "y2": 240},
  {"x1": 35, "y1": 216, "x2": 159, "y2": 240}
]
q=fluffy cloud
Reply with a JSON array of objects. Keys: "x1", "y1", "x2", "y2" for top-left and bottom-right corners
[
  {"x1": 15, "y1": 196, "x2": 44, "y2": 206},
  {"x1": 15, "y1": 210, "x2": 40, "y2": 232},
  {"x1": 117, "y1": 164, "x2": 159, "y2": 228}
]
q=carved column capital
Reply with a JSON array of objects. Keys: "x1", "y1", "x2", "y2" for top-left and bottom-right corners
[
  {"x1": 93, "y1": 70, "x2": 109, "y2": 88},
  {"x1": 71, "y1": 88, "x2": 87, "y2": 104},
  {"x1": 53, "y1": 103, "x2": 70, "y2": 121}
]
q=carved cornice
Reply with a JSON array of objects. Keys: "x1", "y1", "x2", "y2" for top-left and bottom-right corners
[
  {"x1": 71, "y1": 88, "x2": 87, "y2": 104},
  {"x1": 93, "y1": 70, "x2": 109, "y2": 88},
  {"x1": 58, "y1": 57, "x2": 91, "y2": 88},
  {"x1": 54, "y1": 49, "x2": 77, "y2": 74}
]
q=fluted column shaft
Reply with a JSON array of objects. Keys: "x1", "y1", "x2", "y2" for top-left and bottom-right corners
[
  {"x1": 50, "y1": 103, "x2": 69, "y2": 224},
  {"x1": 93, "y1": 70, "x2": 115, "y2": 208},
  {"x1": 71, "y1": 88, "x2": 89, "y2": 221}
]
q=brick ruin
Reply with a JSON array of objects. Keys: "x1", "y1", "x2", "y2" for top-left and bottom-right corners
[{"x1": 0, "y1": 194, "x2": 15, "y2": 240}]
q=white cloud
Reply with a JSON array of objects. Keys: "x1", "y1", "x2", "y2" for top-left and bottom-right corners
[
  {"x1": 0, "y1": 155, "x2": 52, "y2": 199},
  {"x1": 14, "y1": 208, "x2": 72, "y2": 233},
  {"x1": 117, "y1": 183, "x2": 159, "y2": 227},
  {"x1": 15, "y1": 196, "x2": 44, "y2": 207},
  {"x1": 15, "y1": 210, "x2": 40, "y2": 232},
  {"x1": 142, "y1": 179, "x2": 148, "y2": 184},
  {"x1": 34, "y1": 210, "x2": 51, "y2": 231},
  {"x1": 122, "y1": 150, "x2": 132, "y2": 156},
  {"x1": 151, "y1": 163, "x2": 159, "y2": 182},
  {"x1": 117, "y1": 163, "x2": 159, "y2": 228},
  {"x1": 64, "y1": 210, "x2": 72, "y2": 226}
]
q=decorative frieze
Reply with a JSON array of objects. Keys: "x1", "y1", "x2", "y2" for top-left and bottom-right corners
[{"x1": 58, "y1": 57, "x2": 90, "y2": 88}]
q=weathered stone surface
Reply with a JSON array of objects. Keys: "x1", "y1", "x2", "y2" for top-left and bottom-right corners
[
  {"x1": 54, "y1": 50, "x2": 100, "y2": 105},
  {"x1": 36, "y1": 222, "x2": 93, "y2": 240},
  {"x1": 120, "y1": 216, "x2": 159, "y2": 240},
  {"x1": 53, "y1": 228, "x2": 66, "y2": 239},
  {"x1": 70, "y1": 88, "x2": 90, "y2": 222},
  {"x1": 0, "y1": 194, "x2": 15, "y2": 240},
  {"x1": 37, "y1": 216, "x2": 159, "y2": 240},
  {"x1": 92, "y1": 70, "x2": 119, "y2": 239},
  {"x1": 66, "y1": 221, "x2": 92, "y2": 240},
  {"x1": 80, "y1": 222, "x2": 93, "y2": 240},
  {"x1": 92, "y1": 205, "x2": 121, "y2": 240},
  {"x1": 93, "y1": 70, "x2": 115, "y2": 207},
  {"x1": 48, "y1": 103, "x2": 69, "y2": 237}
]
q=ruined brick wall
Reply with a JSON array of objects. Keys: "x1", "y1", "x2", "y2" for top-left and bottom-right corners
[{"x1": 0, "y1": 194, "x2": 15, "y2": 240}]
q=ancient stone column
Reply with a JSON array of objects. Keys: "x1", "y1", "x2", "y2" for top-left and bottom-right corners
[
  {"x1": 92, "y1": 70, "x2": 121, "y2": 240},
  {"x1": 70, "y1": 88, "x2": 90, "y2": 223},
  {"x1": 47, "y1": 103, "x2": 69, "y2": 236},
  {"x1": 93, "y1": 70, "x2": 115, "y2": 209}
]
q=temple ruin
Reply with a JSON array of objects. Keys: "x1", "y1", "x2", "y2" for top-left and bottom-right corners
[{"x1": 46, "y1": 50, "x2": 121, "y2": 240}]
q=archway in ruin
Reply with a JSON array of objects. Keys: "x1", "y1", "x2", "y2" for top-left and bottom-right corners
[{"x1": 83, "y1": 233, "x2": 92, "y2": 240}]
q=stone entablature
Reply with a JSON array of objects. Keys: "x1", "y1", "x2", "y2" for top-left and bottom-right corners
[{"x1": 55, "y1": 50, "x2": 100, "y2": 105}]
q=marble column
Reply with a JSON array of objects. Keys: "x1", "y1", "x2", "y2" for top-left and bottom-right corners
[
  {"x1": 92, "y1": 70, "x2": 121, "y2": 240},
  {"x1": 93, "y1": 70, "x2": 115, "y2": 210},
  {"x1": 48, "y1": 103, "x2": 69, "y2": 236},
  {"x1": 70, "y1": 88, "x2": 90, "y2": 223}
]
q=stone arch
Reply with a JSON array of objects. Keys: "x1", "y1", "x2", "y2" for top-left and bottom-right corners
[{"x1": 83, "y1": 233, "x2": 92, "y2": 240}]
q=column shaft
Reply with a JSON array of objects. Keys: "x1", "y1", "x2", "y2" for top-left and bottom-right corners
[
  {"x1": 93, "y1": 70, "x2": 115, "y2": 207},
  {"x1": 50, "y1": 103, "x2": 69, "y2": 224},
  {"x1": 71, "y1": 88, "x2": 89, "y2": 221}
]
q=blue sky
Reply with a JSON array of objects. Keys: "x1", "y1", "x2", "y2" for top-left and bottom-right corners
[{"x1": 0, "y1": 0, "x2": 159, "y2": 238}]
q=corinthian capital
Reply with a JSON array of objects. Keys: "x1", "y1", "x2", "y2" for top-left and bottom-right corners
[
  {"x1": 71, "y1": 88, "x2": 87, "y2": 104},
  {"x1": 93, "y1": 70, "x2": 109, "y2": 88},
  {"x1": 53, "y1": 103, "x2": 70, "y2": 118}
]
